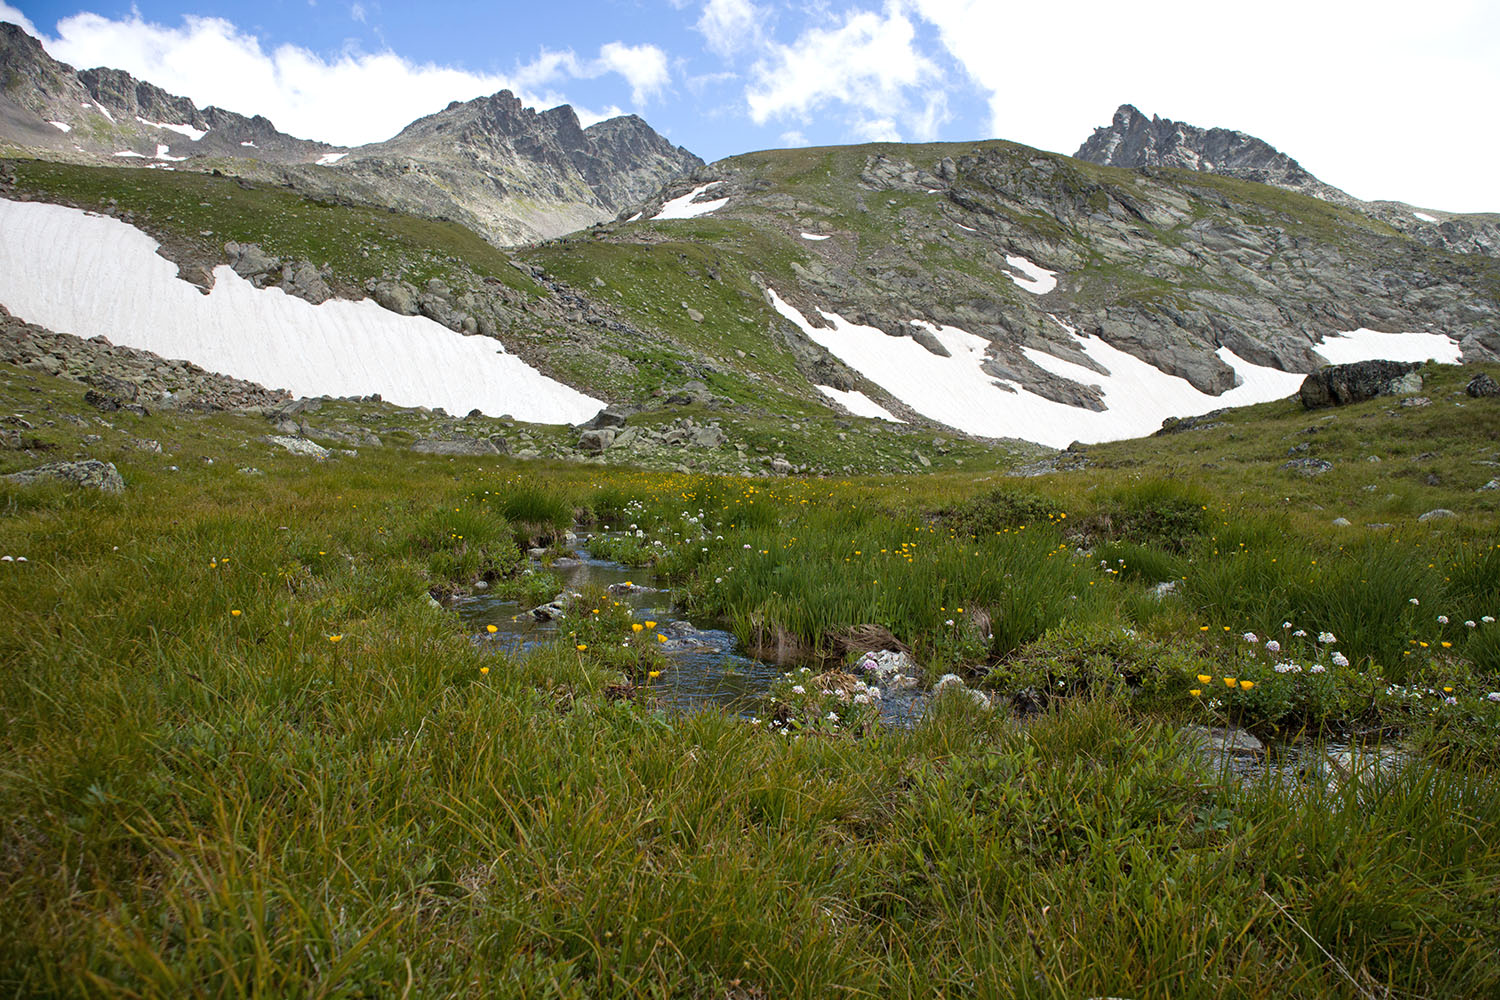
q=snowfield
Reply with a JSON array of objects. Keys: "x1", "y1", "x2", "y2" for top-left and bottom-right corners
[
  {"x1": 654, "y1": 184, "x2": 729, "y2": 220},
  {"x1": 770, "y1": 290, "x2": 1461, "y2": 448},
  {"x1": 0, "y1": 199, "x2": 603, "y2": 424},
  {"x1": 815, "y1": 385, "x2": 901, "y2": 422},
  {"x1": 316, "y1": 152, "x2": 349, "y2": 166},
  {"x1": 1003, "y1": 254, "x2": 1058, "y2": 295},
  {"x1": 136, "y1": 117, "x2": 208, "y2": 142}
]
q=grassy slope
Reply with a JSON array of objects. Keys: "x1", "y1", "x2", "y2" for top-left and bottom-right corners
[{"x1": 3, "y1": 359, "x2": 1499, "y2": 997}]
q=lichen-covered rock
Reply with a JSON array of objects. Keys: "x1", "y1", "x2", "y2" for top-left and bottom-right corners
[
  {"x1": 5, "y1": 459, "x2": 124, "y2": 492},
  {"x1": 410, "y1": 435, "x2": 501, "y2": 456},
  {"x1": 1298, "y1": 361, "x2": 1424, "y2": 409}
]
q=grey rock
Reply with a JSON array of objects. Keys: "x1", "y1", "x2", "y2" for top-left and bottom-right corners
[
  {"x1": 1299, "y1": 361, "x2": 1423, "y2": 409},
  {"x1": 576, "y1": 428, "x2": 617, "y2": 452},
  {"x1": 410, "y1": 435, "x2": 500, "y2": 456},
  {"x1": 279, "y1": 261, "x2": 333, "y2": 305},
  {"x1": 581, "y1": 405, "x2": 631, "y2": 430},
  {"x1": 1332, "y1": 517, "x2": 1352, "y2": 527},
  {"x1": 5, "y1": 459, "x2": 124, "y2": 492},
  {"x1": 1467, "y1": 373, "x2": 1500, "y2": 398},
  {"x1": 83, "y1": 389, "x2": 121, "y2": 412},
  {"x1": 265, "y1": 435, "x2": 330, "y2": 459},
  {"x1": 1183, "y1": 724, "x2": 1263, "y2": 755},
  {"x1": 1478, "y1": 479, "x2": 1499, "y2": 492},
  {"x1": 372, "y1": 280, "x2": 420, "y2": 316},
  {"x1": 225, "y1": 241, "x2": 278, "y2": 281},
  {"x1": 1417, "y1": 509, "x2": 1456, "y2": 522},
  {"x1": 690, "y1": 425, "x2": 727, "y2": 448},
  {"x1": 1281, "y1": 458, "x2": 1334, "y2": 477}
]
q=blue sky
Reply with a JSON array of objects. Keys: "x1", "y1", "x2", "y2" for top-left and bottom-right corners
[{"x1": 5, "y1": 1, "x2": 1498, "y2": 212}]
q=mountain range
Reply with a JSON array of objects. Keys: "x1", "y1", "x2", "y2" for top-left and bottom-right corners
[
  {"x1": 0, "y1": 22, "x2": 701, "y2": 244},
  {"x1": 2, "y1": 20, "x2": 1498, "y2": 465}
]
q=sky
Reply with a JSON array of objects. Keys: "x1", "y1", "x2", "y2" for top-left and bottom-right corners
[{"x1": 3, "y1": 1, "x2": 1497, "y2": 212}]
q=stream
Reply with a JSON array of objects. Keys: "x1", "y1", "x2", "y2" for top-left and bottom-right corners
[
  {"x1": 455, "y1": 540, "x2": 928, "y2": 724},
  {"x1": 454, "y1": 540, "x2": 1406, "y2": 786}
]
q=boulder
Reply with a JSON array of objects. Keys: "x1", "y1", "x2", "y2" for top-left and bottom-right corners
[
  {"x1": 1298, "y1": 360, "x2": 1423, "y2": 409},
  {"x1": 576, "y1": 428, "x2": 616, "y2": 453},
  {"x1": 1417, "y1": 508, "x2": 1456, "y2": 522},
  {"x1": 410, "y1": 435, "x2": 501, "y2": 456},
  {"x1": 581, "y1": 405, "x2": 631, "y2": 430},
  {"x1": 1466, "y1": 372, "x2": 1500, "y2": 398},
  {"x1": 224, "y1": 241, "x2": 278, "y2": 282},
  {"x1": 372, "y1": 280, "x2": 420, "y2": 316},
  {"x1": 265, "y1": 435, "x2": 331, "y2": 459},
  {"x1": 279, "y1": 261, "x2": 334, "y2": 305},
  {"x1": 5, "y1": 459, "x2": 124, "y2": 492}
]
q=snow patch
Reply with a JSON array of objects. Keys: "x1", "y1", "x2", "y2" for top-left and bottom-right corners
[
  {"x1": 154, "y1": 144, "x2": 186, "y2": 162},
  {"x1": 90, "y1": 101, "x2": 115, "y2": 122},
  {"x1": 316, "y1": 152, "x2": 349, "y2": 166},
  {"x1": 956, "y1": 223, "x2": 977, "y2": 232},
  {"x1": 47, "y1": 121, "x2": 71, "y2": 133},
  {"x1": 769, "y1": 290, "x2": 1309, "y2": 448},
  {"x1": 112, "y1": 150, "x2": 146, "y2": 158},
  {"x1": 801, "y1": 232, "x2": 830, "y2": 241},
  {"x1": 136, "y1": 116, "x2": 207, "y2": 141},
  {"x1": 1313, "y1": 329, "x2": 1461, "y2": 365},
  {"x1": 0, "y1": 199, "x2": 603, "y2": 425},
  {"x1": 1413, "y1": 211, "x2": 1438, "y2": 223},
  {"x1": 815, "y1": 385, "x2": 902, "y2": 422},
  {"x1": 654, "y1": 184, "x2": 729, "y2": 220},
  {"x1": 624, "y1": 212, "x2": 642, "y2": 222},
  {"x1": 240, "y1": 140, "x2": 258, "y2": 148},
  {"x1": 1004, "y1": 254, "x2": 1057, "y2": 295}
]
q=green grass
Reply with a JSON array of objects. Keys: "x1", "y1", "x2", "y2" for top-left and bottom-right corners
[{"x1": 3, "y1": 352, "x2": 1500, "y2": 996}]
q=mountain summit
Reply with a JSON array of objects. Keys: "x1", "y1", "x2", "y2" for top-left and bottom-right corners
[
  {"x1": 1074, "y1": 104, "x2": 1339, "y2": 199},
  {"x1": 0, "y1": 21, "x2": 701, "y2": 245}
]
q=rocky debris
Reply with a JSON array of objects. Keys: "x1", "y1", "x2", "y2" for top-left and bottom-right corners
[
  {"x1": 1280, "y1": 458, "x2": 1334, "y2": 477},
  {"x1": 530, "y1": 596, "x2": 570, "y2": 622},
  {"x1": 410, "y1": 434, "x2": 505, "y2": 456},
  {"x1": 1400, "y1": 396, "x2": 1431, "y2": 408},
  {"x1": 1, "y1": 306, "x2": 290, "y2": 411},
  {"x1": 265, "y1": 435, "x2": 331, "y2": 459},
  {"x1": 5, "y1": 459, "x2": 124, "y2": 492},
  {"x1": 1299, "y1": 361, "x2": 1423, "y2": 409},
  {"x1": 1467, "y1": 373, "x2": 1500, "y2": 398},
  {"x1": 1417, "y1": 509, "x2": 1457, "y2": 522},
  {"x1": 1479, "y1": 479, "x2": 1499, "y2": 492}
]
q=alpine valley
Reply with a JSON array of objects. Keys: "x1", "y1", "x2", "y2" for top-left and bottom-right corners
[{"x1": 5, "y1": 16, "x2": 1500, "y2": 998}]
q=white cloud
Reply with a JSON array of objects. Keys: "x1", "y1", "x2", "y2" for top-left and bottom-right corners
[
  {"x1": 350, "y1": 3, "x2": 366, "y2": 24},
  {"x1": 780, "y1": 129, "x2": 809, "y2": 146},
  {"x1": 909, "y1": 0, "x2": 1500, "y2": 212},
  {"x1": 0, "y1": 3, "x2": 39, "y2": 36},
  {"x1": 697, "y1": 0, "x2": 768, "y2": 58},
  {"x1": 745, "y1": 1, "x2": 948, "y2": 143},
  {"x1": 596, "y1": 42, "x2": 670, "y2": 105},
  {"x1": 39, "y1": 11, "x2": 662, "y2": 146}
]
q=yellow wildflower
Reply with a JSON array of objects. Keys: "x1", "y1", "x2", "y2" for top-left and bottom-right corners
[
  {"x1": 1223, "y1": 676, "x2": 1236, "y2": 688},
  {"x1": 328, "y1": 634, "x2": 343, "y2": 643},
  {"x1": 1189, "y1": 689, "x2": 1202, "y2": 697},
  {"x1": 632, "y1": 623, "x2": 644, "y2": 632},
  {"x1": 648, "y1": 670, "x2": 661, "y2": 679},
  {"x1": 480, "y1": 666, "x2": 489, "y2": 675},
  {"x1": 1197, "y1": 674, "x2": 1212, "y2": 684},
  {"x1": 486, "y1": 625, "x2": 498, "y2": 633},
  {"x1": 1239, "y1": 680, "x2": 1254, "y2": 690},
  {"x1": 231, "y1": 609, "x2": 242, "y2": 617},
  {"x1": 576, "y1": 644, "x2": 588, "y2": 651},
  {"x1": 657, "y1": 633, "x2": 667, "y2": 643}
]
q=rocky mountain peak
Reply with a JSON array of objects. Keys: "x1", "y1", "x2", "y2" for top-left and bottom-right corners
[{"x1": 1076, "y1": 103, "x2": 1325, "y2": 195}]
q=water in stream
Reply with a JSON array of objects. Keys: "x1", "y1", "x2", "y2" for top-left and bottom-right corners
[
  {"x1": 455, "y1": 544, "x2": 1403, "y2": 783},
  {"x1": 456, "y1": 543, "x2": 927, "y2": 723}
]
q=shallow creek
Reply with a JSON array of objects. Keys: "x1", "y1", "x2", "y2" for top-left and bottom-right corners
[
  {"x1": 455, "y1": 541, "x2": 1404, "y2": 785},
  {"x1": 455, "y1": 540, "x2": 927, "y2": 724}
]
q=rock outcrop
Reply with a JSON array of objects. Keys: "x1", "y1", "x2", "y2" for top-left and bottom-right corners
[{"x1": 1299, "y1": 361, "x2": 1424, "y2": 409}]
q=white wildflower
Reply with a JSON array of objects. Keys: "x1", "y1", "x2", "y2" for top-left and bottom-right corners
[
  {"x1": 826, "y1": 711, "x2": 839, "y2": 722},
  {"x1": 1318, "y1": 631, "x2": 1337, "y2": 644},
  {"x1": 791, "y1": 685, "x2": 805, "y2": 695},
  {"x1": 1242, "y1": 632, "x2": 1259, "y2": 643},
  {"x1": 1331, "y1": 652, "x2": 1350, "y2": 668},
  {"x1": 1489, "y1": 692, "x2": 1500, "y2": 703},
  {"x1": 1484, "y1": 616, "x2": 1496, "y2": 624},
  {"x1": 1282, "y1": 621, "x2": 1293, "y2": 630},
  {"x1": 1409, "y1": 598, "x2": 1420, "y2": 605},
  {"x1": 1293, "y1": 629, "x2": 1308, "y2": 638},
  {"x1": 1310, "y1": 664, "x2": 1327, "y2": 674},
  {"x1": 1265, "y1": 640, "x2": 1281, "y2": 653},
  {"x1": 1465, "y1": 620, "x2": 1477, "y2": 628},
  {"x1": 1437, "y1": 615, "x2": 1449, "y2": 625}
]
